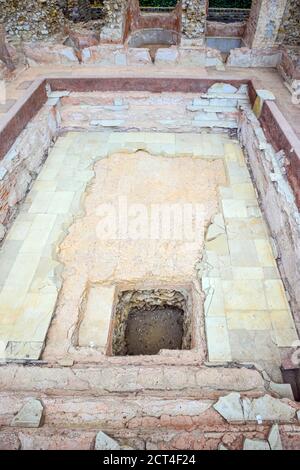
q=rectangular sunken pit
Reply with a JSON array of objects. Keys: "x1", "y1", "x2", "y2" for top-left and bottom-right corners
[{"x1": 111, "y1": 288, "x2": 192, "y2": 356}]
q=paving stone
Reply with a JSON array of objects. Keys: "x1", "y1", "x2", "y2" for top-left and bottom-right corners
[
  {"x1": 95, "y1": 432, "x2": 120, "y2": 450},
  {"x1": 254, "y1": 239, "x2": 276, "y2": 267},
  {"x1": 222, "y1": 199, "x2": 248, "y2": 219},
  {"x1": 226, "y1": 310, "x2": 271, "y2": 331},
  {"x1": 78, "y1": 285, "x2": 115, "y2": 350},
  {"x1": 213, "y1": 392, "x2": 244, "y2": 422},
  {"x1": 206, "y1": 317, "x2": 232, "y2": 362},
  {"x1": 203, "y1": 277, "x2": 225, "y2": 317},
  {"x1": 222, "y1": 280, "x2": 267, "y2": 310},
  {"x1": 228, "y1": 239, "x2": 260, "y2": 267},
  {"x1": 194, "y1": 112, "x2": 219, "y2": 121},
  {"x1": 11, "y1": 399, "x2": 43, "y2": 428},
  {"x1": 229, "y1": 329, "x2": 282, "y2": 368},
  {"x1": 268, "y1": 424, "x2": 283, "y2": 450},
  {"x1": 243, "y1": 438, "x2": 270, "y2": 450},
  {"x1": 265, "y1": 280, "x2": 289, "y2": 310}
]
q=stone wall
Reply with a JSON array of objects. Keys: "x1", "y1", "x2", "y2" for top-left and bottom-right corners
[
  {"x1": 239, "y1": 105, "x2": 300, "y2": 332},
  {"x1": 0, "y1": 101, "x2": 61, "y2": 240},
  {"x1": 181, "y1": 0, "x2": 208, "y2": 41},
  {"x1": 100, "y1": 0, "x2": 126, "y2": 43},
  {"x1": 0, "y1": 0, "x2": 65, "y2": 40},
  {"x1": 277, "y1": 0, "x2": 300, "y2": 46},
  {"x1": 244, "y1": 0, "x2": 289, "y2": 48}
]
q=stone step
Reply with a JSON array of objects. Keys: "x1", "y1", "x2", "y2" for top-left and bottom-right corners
[{"x1": 0, "y1": 364, "x2": 266, "y2": 398}]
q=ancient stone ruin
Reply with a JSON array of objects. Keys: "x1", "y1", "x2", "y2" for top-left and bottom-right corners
[{"x1": 0, "y1": 0, "x2": 299, "y2": 452}]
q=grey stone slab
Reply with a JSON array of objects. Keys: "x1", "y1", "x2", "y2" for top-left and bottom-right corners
[
  {"x1": 229, "y1": 330, "x2": 281, "y2": 364},
  {"x1": 95, "y1": 432, "x2": 120, "y2": 450},
  {"x1": 243, "y1": 438, "x2": 270, "y2": 450},
  {"x1": 247, "y1": 395, "x2": 296, "y2": 422},
  {"x1": 213, "y1": 392, "x2": 244, "y2": 422},
  {"x1": 11, "y1": 399, "x2": 43, "y2": 428},
  {"x1": 268, "y1": 424, "x2": 283, "y2": 450},
  {"x1": 4, "y1": 341, "x2": 43, "y2": 360},
  {"x1": 207, "y1": 83, "x2": 238, "y2": 94},
  {"x1": 269, "y1": 382, "x2": 294, "y2": 400}
]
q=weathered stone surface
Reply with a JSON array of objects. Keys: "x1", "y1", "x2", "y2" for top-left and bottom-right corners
[
  {"x1": 0, "y1": 432, "x2": 20, "y2": 450},
  {"x1": 126, "y1": 48, "x2": 152, "y2": 66},
  {"x1": 218, "y1": 443, "x2": 229, "y2": 450},
  {"x1": 0, "y1": 0, "x2": 65, "y2": 40},
  {"x1": 155, "y1": 48, "x2": 179, "y2": 65},
  {"x1": 256, "y1": 90, "x2": 276, "y2": 101},
  {"x1": 81, "y1": 45, "x2": 122, "y2": 65},
  {"x1": 78, "y1": 285, "x2": 115, "y2": 350},
  {"x1": 101, "y1": 0, "x2": 126, "y2": 43},
  {"x1": 207, "y1": 83, "x2": 238, "y2": 95},
  {"x1": 23, "y1": 43, "x2": 79, "y2": 66},
  {"x1": 181, "y1": 0, "x2": 206, "y2": 39},
  {"x1": 243, "y1": 438, "x2": 270, "y2": 450},
  {"x1": 0, "y1": 223, "x2": 5, "y2": 241},
  {"x1": 213, "y1": 393, "x2": 244, "y2": 422},
  {"x1": 227, "y1": 47, "x2": 281, "y2": 68},
  {"x1": 268, "y1": 424, "x2": 283, "y2": 450},
  {"x1": 247, "y1": 395, "x2": 296, "y2": 422},
  {"x1": 269, "y1": 382, "x2": 294, "y2": 400},
  {"x1": 95, "y1": 431, "x2": 120, "y2": 450},
  {"x1": 66, "y1": 30, "x2": 100, "y2": 50},
  {"x1": 0, "y1": 104, "x2": 60, "y2": 232},
  {"x1": 277, "y1": 0, "x2": 300, "y2": 46},
  {"x1": 11, "y1": 399, "x2": 43, "y2": 428}
]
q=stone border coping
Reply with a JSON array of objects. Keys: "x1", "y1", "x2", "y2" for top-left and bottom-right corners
[{"x1": 0, "y1": 75, "x2": 299, "y2": 203}]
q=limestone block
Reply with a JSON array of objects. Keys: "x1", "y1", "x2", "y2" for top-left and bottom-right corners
[
  {"x1": 78, "y1": 285, "x2": 115, "y2": 350},
  {"x1": 11, "y1": 399, "x2": 43, "y2": 428},
  {"x1": 268, "y1": 424, "x2": 283, "y2": 450},
  {"x1": 179, "y1": 48, "x2": 206, "y2": 67},
  {"x1": 155, "y1": 48, "x2": 179, "y2": 65},
  {"x1": 213, "y1": 392, "x2": 244, "y2": 422},
  {"x1": 246, "y1": 395, "x2": 296, "y2": 422},
  {"x1": 81, "y1": 45, "x2": 123, "y2": 65},
  {"x1": 95, "y1": 432, "x2": 120, "y2": 451},
  {"x1": 243, "y1": 438, "x2": 270, "y2": 450},
  {"x1": 127, "y1": 49, "x2": 152, "y2": 66},
  {"x1": 269, "y1": 382, "x2": 294, "y2": 400},
  {"x1": 207, "y1": 83, "x2": 238, "y2": 95},
  {"x1": 23, "y1": 43, "x2": 79, "y2": 66}
]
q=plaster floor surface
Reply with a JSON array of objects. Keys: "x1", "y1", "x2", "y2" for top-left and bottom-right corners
[{"x1": 0, "y1": 131, "x2": 297, "y2": 380}]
